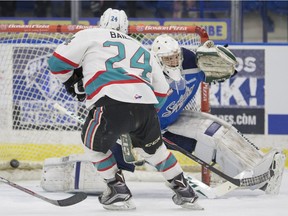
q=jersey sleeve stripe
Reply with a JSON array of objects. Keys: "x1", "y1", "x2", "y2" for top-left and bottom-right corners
[
  {"x1": 53, "y1": 52, "x2": 79, "y2": 68},
  {"x1": 154, "y1": 91, "x2": 168, "y2": 97},
  {"x1": 50, "y1": 69, "x2": 72, "y2": 75},
  {"x1": 48, "y1": 55, "x2": 75, "y2": 74}
]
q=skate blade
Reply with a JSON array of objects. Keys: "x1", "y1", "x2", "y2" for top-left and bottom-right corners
[
  {"x1": 102, "y1": 198, "x2": 136, "y2": 211},
  {"x1": 180, "y1": 202, "x2": 204, "y2": 210}
]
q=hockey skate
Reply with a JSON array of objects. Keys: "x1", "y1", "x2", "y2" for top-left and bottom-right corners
[
  {"x1": 98, "y1": 170, "x2": 135, "y2": 210},
  {"x1": 261, "y1": 152, "x2": 286, "y2": 195},
  {"x1": 168, "y1": 173, "x2": 204, "y2": 210}
]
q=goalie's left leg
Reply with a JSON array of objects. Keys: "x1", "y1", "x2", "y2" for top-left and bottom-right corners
[
  {"x1": 260, "y1": 152, "x2": 286, "y2": 195},
  {"x1": 165, "y1": 110, "x2": 286, "y2": 193}
]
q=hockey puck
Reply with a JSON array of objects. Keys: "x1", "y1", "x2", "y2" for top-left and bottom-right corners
[{"x1": 10, "y1": 159, "x2": 20, "y2": 168}]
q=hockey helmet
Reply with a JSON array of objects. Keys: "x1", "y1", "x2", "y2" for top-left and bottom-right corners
[{"x1": 99, "y1": 8, "x2": 129, "y2": 34}]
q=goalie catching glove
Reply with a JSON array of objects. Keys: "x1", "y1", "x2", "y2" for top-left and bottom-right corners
[
  {"x1": 63, "y1": 67, "x2": 86, "y2": 102},
  {"x1": 196, "y1": 40, "x2": 238, "y2": 84}
]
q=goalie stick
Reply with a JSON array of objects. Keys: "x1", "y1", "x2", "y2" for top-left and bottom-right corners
[
  {"x1": 53, "y1": 103, "x2": 272, "y2": 198},
  {"x1": 163, "y1": 137, "x2": 273, "y2": 187},
  {"x1": 0, "y1": 176, "x2": 87, "y2": 207}
]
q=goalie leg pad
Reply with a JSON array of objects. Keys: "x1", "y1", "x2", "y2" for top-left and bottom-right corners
[
  {"x1": 166, "y1": 111, "x2": 218, "y2": 165},
  {"x1": 41, "y1": 156, "x2": 106, "y2": 193},
  {"x1": 166, "y1": 110, "x2": 267, "y2": 178},
  {"x1": 166, "y1": 110, "x2": 286, "y2": 192}
]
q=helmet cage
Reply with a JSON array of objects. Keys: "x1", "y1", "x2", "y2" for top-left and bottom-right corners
[
  {"x1": 158, "y1": 50, "x2": 183, "y2": 81},
  {"x1": 151, "y1": 35, "x2": 183, "y2": 81}
]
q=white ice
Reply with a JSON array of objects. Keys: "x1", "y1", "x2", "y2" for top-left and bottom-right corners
[{"x1": 1, "y1": 170, "x2": 287, "y2": 216}]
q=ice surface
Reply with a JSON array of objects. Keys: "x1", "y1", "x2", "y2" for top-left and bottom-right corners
[{"x1": 0, "y1": 171, "x2": 287, "y2": 216}]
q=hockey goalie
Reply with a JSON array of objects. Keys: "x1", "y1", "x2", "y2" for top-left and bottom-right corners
[
  {"x1": 41, "y1": 111, "x2": 286, "y2": 198},
  {"x1": 42, "y1": 17, "x2": 286, "y2": 197}
]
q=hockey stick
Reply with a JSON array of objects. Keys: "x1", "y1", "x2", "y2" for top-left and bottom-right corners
[
  {"x1": 0, "y1": 176, "x2": 87, "y2": 206},
  {"x1": 163, "y1": 137, "x2": 273, "y2": 187},
  {"x1": 53, "y1": 103, "x2": 85, "y2": 124}
]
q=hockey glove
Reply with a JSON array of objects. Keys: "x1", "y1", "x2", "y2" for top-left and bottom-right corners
[
  {"x1": 74, "y1": 79, "x2": 86, "y2": 102},
  {"x1": 196, "y1": 40, "x2": 238, "y2": 84},
  {"x1": 63, "y1": 67, "x2": 86, "y2": 102}
]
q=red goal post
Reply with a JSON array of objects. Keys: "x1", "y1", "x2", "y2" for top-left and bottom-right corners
[{"x1": 0, "y1": 24, "x2": 210, "y2": 183}]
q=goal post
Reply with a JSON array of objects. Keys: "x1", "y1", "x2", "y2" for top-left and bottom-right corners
[{"x1": 0, "y1": 24, "x2": 210, "y2": 183}]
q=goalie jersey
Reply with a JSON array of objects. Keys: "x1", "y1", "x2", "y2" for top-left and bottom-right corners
[{"x1": 158, "y1": 48, "x2": 206, "y2": 129}]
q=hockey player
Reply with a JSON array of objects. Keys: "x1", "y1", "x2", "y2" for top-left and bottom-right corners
[{"x1": 47, "y1": 10, "x2": 201, "y2": 210}]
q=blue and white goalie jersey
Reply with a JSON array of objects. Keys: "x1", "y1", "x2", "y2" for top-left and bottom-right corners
[
  {"x1": 48, "y1": 28, "x2": 169, "y2": 109},
  {"x1": 158, "y1": 48, "x2": 206, "y2": 129}
]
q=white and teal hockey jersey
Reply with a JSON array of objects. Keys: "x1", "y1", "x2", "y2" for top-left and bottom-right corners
[{"x1": 48, "y1": 28, "x2": 169, "y2": 109}]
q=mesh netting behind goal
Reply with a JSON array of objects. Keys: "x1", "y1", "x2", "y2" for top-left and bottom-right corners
[{"x1": 0, "y1": 25, "x2": 210, "y2": 178}]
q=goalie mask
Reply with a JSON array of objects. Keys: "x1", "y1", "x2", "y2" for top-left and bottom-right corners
[
  {"x1": 99, "y1": 8, "x2": 129, "y2": 34},
  {"x1": 151, "y1": 34, "x2": 185, "y2": 91},
  {"x1": 151, "y1": 34, "x2": 184, "y2": 81}
]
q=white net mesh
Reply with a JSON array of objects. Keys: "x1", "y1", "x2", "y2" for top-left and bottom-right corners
[{"x1": 0, "y1": 25, "x2": 207, "y2": 176}]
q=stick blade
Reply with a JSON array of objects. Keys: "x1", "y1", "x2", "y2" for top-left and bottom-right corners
[{"x1": 57, "y1": 192, "x2": 87, "y2": 207}]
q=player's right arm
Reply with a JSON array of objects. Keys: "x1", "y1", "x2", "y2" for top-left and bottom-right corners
[
  {"x1": 48, "y1": 30, "x2": 96, "y2": 101},
  {"x1": 47, "y1": 30, "x2": 92, "y2": 84}
]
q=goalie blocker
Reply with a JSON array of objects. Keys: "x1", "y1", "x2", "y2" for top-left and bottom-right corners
[{"x1": 41, "y1": 110, "x2": 286, "y2": 197}]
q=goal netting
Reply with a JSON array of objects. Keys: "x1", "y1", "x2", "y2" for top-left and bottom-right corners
[{"x1": 0, "y1": 24, "x2": 210, "y2": 181}]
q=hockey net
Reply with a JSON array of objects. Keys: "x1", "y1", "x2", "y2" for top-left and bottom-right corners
[{"x1": 0, "y1": 24, "x2": 210, "y2": 181}]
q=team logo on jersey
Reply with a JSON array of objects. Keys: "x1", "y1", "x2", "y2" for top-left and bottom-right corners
[
  {"x1": 162, "y1": 85, "x2": 195, "y2": 117},
  {"x1": 134, "y1": 94, "x2": 142, "y2": 99}
]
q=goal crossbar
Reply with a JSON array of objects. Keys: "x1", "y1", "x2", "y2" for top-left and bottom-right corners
[{"x1": 0, "y1": 24, "x2": 208, "y2": 39}]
